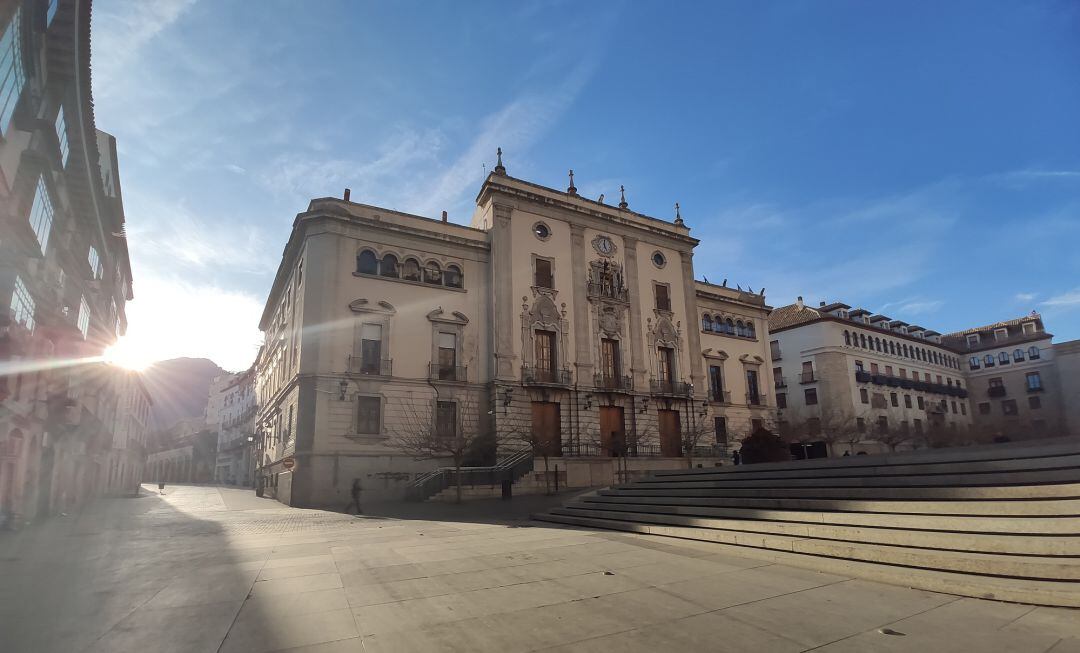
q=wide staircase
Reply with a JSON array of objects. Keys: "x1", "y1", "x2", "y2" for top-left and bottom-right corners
[
  {"x1": 534, "y1": 438, "x2": 1080, "y2": 607},
  {"x1": 406, "y1": 450, "x2": 534, "y2": 502}
]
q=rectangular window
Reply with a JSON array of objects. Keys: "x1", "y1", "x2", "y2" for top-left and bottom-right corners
[
  {"x1": 904, "y1": 394, "x2": 912, "y2": 408},
  {"x1": 770, "y1": 340, "x2": 781, "y2": 360},
  {"x1": 890, "y1": 392, "x2": 898, "y2": 407},
  {"x1": 989, "y1": 377, "x2": 1004, "y2": 388},
  {"x1": 978, "y1": 402, "x2": 990, "y2": 415},
  {"x1": 960, "y1": 403, "x2": 967, "y2": 416},
  {"x1": 900, "y1": 420, "x2": 909, "y2": 435},
  {"x1": 877, "y1": 416, "x2": 888, "y2": 434},
  {"x1": 914, "y1": 419, "x2": 923, "y2": 434},
  {"x1": 801, "y1": 361, "x2": 814, "y2": 383},
  {"x1": 360, "y1": 323, "x2": 383, "y2": 373},
  {"x1": 1, "y1": 8, "x2": 25, "y2": 134},
  {"x1": 602, "y1": 338, "x2": 621, "y2": 381},
  {"x1": 966, "y1": 334, "x2": 979, "y2": 347},
  {"x1": 436, "y1": 401, "x2": 457, "y2": 440},
  {"x1": 88, "y1": 245, "x2": 102, "y2": 279},
  {"x1": 898, "y1": 368, "x2": 905, "y2": 378},
  {"x1": 804, "y1": 388, "x2": 817, "y2": 405},
  {"x1": 55, "y1": 107, "x2": 69, "y2": 165},
  {"x1": 871, "y1": 393, "x2": 887, "y2": 409},
  {"x1": 1022, "y1": 322, "x2": 1036, "y2": 335},
  {"x1": 885, "y1": 365, "x2": 893, "y2": 376},
  {"x1": 10, "y1": 275, "x2": 34, "y2": 332},
  {"x1": 535, "y1": 330, "x2": 557, "y2": 372},
  {"x1": 776, "y1": 392, "x2": 787, "y2": 409},
  {"x1": 870, "y1": 363, "x2": 879, "y2": 374},
  {"x1": 1002, "y1": 399, "x2": 1018, "y2": 416},
  {"x1": 657, "y1": 346, "x2": 675, "y2": 382},
  {"x1": 654, "y1": 283, "x2": 671, "y2": 311},
  {"x1": 77, "y1": 295, "x2": 90, "y2": 339},
  {"x1": 1029, "y1": 396, "x2": 1041, "y2": 410},
  {"x1": 28, "y1": 176, "x2": 55, "y2": 253},
  {"x1": 860, "y1": 388, "x2": 869, "y2": 404},
  {"x1": 855, "y1": 360, "x2": 864, "y2": 372},
  {"x1": 856, "y1": 417, "x2": 866, "y2": 433},
  {"x1": 772, "y1": 366, "x2": 783, "y2": 387},
  {"x1": 1026, "y1": 372, "x2": 1042, "y2": 391},
  {"x1": 534, "y1": 258, "x2": 553, "y2": 289},
  {"x1": 709, "y1": 364, "x2": 724, "y2": 401},
  {"x1": 994, "y1": 328, "x2": 1008, "y2": 341},
  {"x1": 951, "y1": 401, "x2": 957, "y2": 414},
  {"x1": 357, "y1": 396, "x2": 380, "y2": 434},
  {"x1": 714, "y1": 417, "x2": 727, "y2": 446},
  {"x1": 746, "y1": 369, "x2": 760, "y2": 404},
  {"x1": 437, "y1": 332, "x2": 457, "y2": 378}
]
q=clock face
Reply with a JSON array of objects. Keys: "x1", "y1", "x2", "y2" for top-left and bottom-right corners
[{"x1": 593, "y1": 235, "x2": 616, "y2": 256}]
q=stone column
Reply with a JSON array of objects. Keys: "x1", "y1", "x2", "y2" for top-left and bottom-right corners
[
  {"x1": 679, "y1": 249, "x2": 704, "y2": 397},
  {"x1": 492, "y1": 204, "x2": 516, "y2": 380},
  {"x1": 623, "y1": 236, "x2": 646, "y2": 387},
  {"x1": 570, "y1": 224, "x2": 592, "y2": 383}
]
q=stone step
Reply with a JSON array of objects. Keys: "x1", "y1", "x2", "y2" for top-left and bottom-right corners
[
  {"x1": 536, "y1": 510, "x2": 1080, "y2": 583},
  {"x1": 552, "y1": 505, "x2": 1080, "y2": 556},
  {"x1": 599, "y1": 483, "x2": 1080, "y2": 500},
  {"x1": 624, "y1": 468, "x2": 1080, "y2": 490},
  {"x1": 582, "y1": 492, "x2": 1080, "y2": 516},
  {"x1": 648, "y1": 453, "x2": 1080, "y2": 483},
  {"x1": 575, "y1": 497, "x2": 1080, "y2": 533},
  {"x1": 534, "y1": 517, "x2": 1080, "y2": 608},
  {"x1": 657, "y1": 439, "x2": 1080, "y2": 478}
]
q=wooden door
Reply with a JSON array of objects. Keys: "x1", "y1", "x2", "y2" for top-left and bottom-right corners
[
  {"x1": 599, "y1": 406, "x2": 625, "y2": 457},
  {"x1": 531, "y1": 402, "x2": 562, "y2": 457},
  {"x1": 658, "y1": 409, "x2": 682, "y2": 457}
]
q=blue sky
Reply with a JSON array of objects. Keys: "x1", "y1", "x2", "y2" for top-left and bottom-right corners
[{"x1": 91, "y1": 0, "x2": 1080, "y2": 371}]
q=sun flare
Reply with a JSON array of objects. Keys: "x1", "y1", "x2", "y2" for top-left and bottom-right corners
[{"x1": 104, "y1": 339, "x2": 158, "y2": 371}]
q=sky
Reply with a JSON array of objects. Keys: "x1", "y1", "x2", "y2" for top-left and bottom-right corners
[{"x1": 91, "y1": 0, "x2": 1080, "y2": 372}]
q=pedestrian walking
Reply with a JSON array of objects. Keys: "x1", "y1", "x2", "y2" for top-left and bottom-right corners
[
  {"x1": 345, "y1": 477, "x2": 362, "y2": 514},
  {"x1": 732, "y1": 450, "x2": 741, "y2": 466},
  {"x1": 157, "y1": 481, "x2": 165, "y2": 495}
]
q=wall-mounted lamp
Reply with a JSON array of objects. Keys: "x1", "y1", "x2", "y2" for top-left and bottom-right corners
[
  {"x1": 338, "y1": 379, "x2": 349, "y2": 401},
  {"x1": 639, "y1": 398, "x2": 649, "y2": 414},
  {"x1": 583, "y1": 393, "x2": 593, "y2": 410},
  {"x1": 502, "y1": 387, "x2": 515, "y2": 414}
]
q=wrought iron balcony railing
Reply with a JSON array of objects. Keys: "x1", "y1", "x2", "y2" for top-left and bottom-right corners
[
  {"x1": 348, "y1": 356, "x2": 392, "y2": 376},
  {"x1": 593, "y1": 373, "x2": 633, "y2": 392},
  {"x1": 586, "y1": 281, "x2": 629, "y2": 302},
  {"x1": 521, "y1": 365, "x2": 572, "y2": 386},
  {"x1": 800, "y1": 372, "x2": 816, "y2": 384},
  {"x1": 429, "y1": 363, "x2": 467, "y2": 382},
  {"x1": 988, "y1": 385, "x2": 1007, "y2": 398},
  {"x1": 710, "y1": 389, "x2": 732, "y2": 404},
  {"x1": 649, "y1": 378, "x2": 692, "y2": 397},
  {"x1": 746, "y1": 392, "x2": 766, "y2": 406}
]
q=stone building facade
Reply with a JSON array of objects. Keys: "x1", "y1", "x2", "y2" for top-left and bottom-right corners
[
  {"x1": 255, "y1": 161, "x2": 776, "y2": 507},
  {"x1": 1054, "y1": 339, "x2": 1080, "y2": 438},
  {"x1": 212, "y1": 366, "x2": 256, "y2": 486},
  {"x1": 1, "y1": 0, "x2": 137, "y2": 522}
]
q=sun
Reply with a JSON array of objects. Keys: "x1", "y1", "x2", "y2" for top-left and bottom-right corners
[{"x1": 103, "y1": 339, "x2": 158, "y2": 371}]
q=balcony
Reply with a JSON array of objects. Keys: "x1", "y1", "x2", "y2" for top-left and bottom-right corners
[
  {"x1": 586, "y1": 281, "x2": 629, "y2": 303},
  {"x1": 1027, "y1": 385, "x2": 1045, "y2": 393},
  {"x1": 710, "y1": 390, "x2": 732, "y2": 404},
  {"x1": 899, "y1": 378, "x2": 914, "y2": 389},
  {"x1": 854, "y1": 370, "x2": 871, "y2": 383},
  {"x1": 649, "y1": 379, "x2": 692, "y2": 397},
  {"x1": 349, "y1": 356, "x2": 392, "y2": 377},
  {"x1": 522, "y1": 365, "x2": 572, "y2": 387},
  {"x1": 594, "y1": 373, "x2": 634, "y2": 392},
  {"x1": 988, "y1": 385, "x2": 1007, "y2": 398},
  {"x1": 430, "y1": 363, "x2": 467, "y2": 382},
  {"x1": 799, "y1": 372, "x2": 816, "y2": 384},
  {"x1": 746, "y1": 392, "x2": 766, "y2": 407},
  {"x1": 886, "y1": 377, "x2": 902, "y2": 387},
  {"x1": 871, "y1": 374, "x2": 887, "y2": 385},
  {"x1": 774, "y1": 376, "x2": 788, "y2": 389}
]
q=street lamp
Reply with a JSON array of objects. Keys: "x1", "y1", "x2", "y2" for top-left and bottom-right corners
[{"x1": 338, "y1": 379, "x2": 349, "y2": 401}]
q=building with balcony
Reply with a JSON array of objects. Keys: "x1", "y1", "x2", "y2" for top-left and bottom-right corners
[
  {"x1": 211, "y1": 366, "x2": 256, "y2": 486},
  {"x1": 768, "y1": 298, "x2": 973, "y2": 455},
  {"x1": 1, "y1": 0, "x2": 135, "y2": 521},
  {"x1": 254, "y1": 158, "x2": 776, "y2": 508},
  {"x1": 943, "y1": 314, "x2": 1065, "y2": 440}
]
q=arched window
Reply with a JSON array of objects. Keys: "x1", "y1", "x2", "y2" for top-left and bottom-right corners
[
  {"x1": 998, "y1": 351, "x2": 1009, "y2": 365},
  {"x1": 356, "y1": 250, "x2": 378, "y2": 275},
  {"x1": 844, "y1": 330, "x2": 851, "y2": 346},
  {"x1": 888, "y1": 341, "x2": 896, "y2": 355},
  {"x1": 423, "y1": 261, "x2": 442, "y2": 285},
  {"x1": 736, "y1": 320, "x2": 747, "y2": 337},
  {"x1": 380, "y1": 254, "x2": 399, "y2": 278},
  {"x1": 875, "y1": 337, "x2": 882, "y2": 352},
  {"x1": 860, "y1": 333, "x2": 867, "y2": 348},
  {"x1": 746, "y1": 321, "x2": 756, "y2": 338},
  {"x1": 702, "y1": 314, "x2": 713, "y2": 332},
  {"x1": 1028, "y1": 346, "x2": 1041, "y2": 360},
  {"x1": 402, "y1": 258, "x2": 421, "y2": 281},
  {"x1": 984, "y1": 353, "x2": 995, "y2": 367},
  {"x1": 1013, "y1": 348, "x2": 1024, "y2": 362},
  {"x1": 725, "y1": 318, "x2": 735, "y2": 335},
  {"x1": 444, "y1": 264, "x2": 463, "y2": 288}
]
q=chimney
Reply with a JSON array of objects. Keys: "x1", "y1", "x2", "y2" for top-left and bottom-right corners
[
  {"x1": 796, "y1": 296, "x2": 804, "y2": 309},
  {"x1": 819, "y1": 301, "x2": 826, "y2": 307},
  {"x1": 343, "y1": 188, "x2": 351, "y2": 202},
  {"x1": 441, "y1": 211, "x2": 448, "y2": 223}
]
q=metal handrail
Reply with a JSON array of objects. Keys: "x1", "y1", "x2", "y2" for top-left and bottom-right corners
[{"x1": 405, "y1": 449, "x2": 534, "y2": 501}]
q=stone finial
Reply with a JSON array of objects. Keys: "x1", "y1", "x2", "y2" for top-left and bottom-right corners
[
  {"x1": 618, "y1": 185, "x2": 628, "y2": 209},
  {"x1": 494, "y1": 147, "x2": 506, "y2": 175},
  {"x1": 674, "y1": 202, "x2": 685, "y2": 226},
  {"x1": 568, "y1": 169, "x2": 577, "y2": 195}
]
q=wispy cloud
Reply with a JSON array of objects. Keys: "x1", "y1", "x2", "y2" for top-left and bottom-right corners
[
  {"x1": 1015, "y1": 292, "x2": 1038, "y2": 302},
  {"x1": 93, "y1": 0, "x2": 197, "y2": 94},
  {"x1": 1043, "y1": 289, "x2": 1080, "y2": 308}
]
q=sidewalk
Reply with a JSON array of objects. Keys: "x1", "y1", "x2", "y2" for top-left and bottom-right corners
[{"x1": 0, "y1": 484, "x2": 1076, "y2": 652}]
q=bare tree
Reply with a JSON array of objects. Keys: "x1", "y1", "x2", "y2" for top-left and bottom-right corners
[
  {"x1": 388, "y1": 391, "x2": 490, "y2": 503},
  {"x1": 503, "y1": 415, "x2": 560, "y2": 495},
  {"x1": 781, "y1": 410, "x2": 869, "y2": 457},
  {"x1": 680, "y1": 414, "x2": 717, "y2": 469}
]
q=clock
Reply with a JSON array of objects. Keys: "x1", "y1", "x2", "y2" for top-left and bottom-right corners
[{"x1": 592, "y1": 235, "x2": 617, "y2": 257}]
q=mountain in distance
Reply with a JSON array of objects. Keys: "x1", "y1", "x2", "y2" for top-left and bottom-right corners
[{"x1": 140, "y1": 357, "x2": 227, "y2": 430}]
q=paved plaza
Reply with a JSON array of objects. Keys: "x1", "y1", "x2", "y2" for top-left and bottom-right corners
[{"x1": 0, "y1": 485, "x2": 1077, "y2": 653}]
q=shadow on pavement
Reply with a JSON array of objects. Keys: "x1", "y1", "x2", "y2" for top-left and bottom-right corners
[{"x1": 348, "y1": 487, "x2": 596, "y2": 527}]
